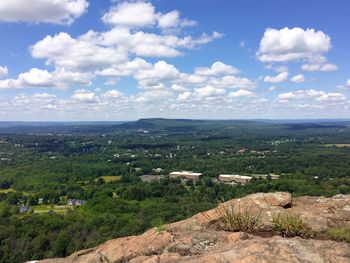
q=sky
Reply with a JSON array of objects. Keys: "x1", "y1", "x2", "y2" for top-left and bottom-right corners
[{"x1": 0, "y1": 0, "x2": 350, "y2": 121}]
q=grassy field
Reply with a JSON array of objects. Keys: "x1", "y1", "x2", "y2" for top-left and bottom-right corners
[
  {"x1": 98, "y1": 175, "x2": 122, "y2": 183},
  {"x1": 325, "y1": 144, "x2": 350, "y2": 148},
  {"x1": 0, "y1": 188, "x2": 14, "y2": 194},
  {"x1": 33, "y1": 205, "x2": 70, "y2": 214}
]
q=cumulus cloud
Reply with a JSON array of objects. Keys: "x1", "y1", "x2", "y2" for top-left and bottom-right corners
[
  {"x1": 228, "y1": 89, "x2": 256, "y2": 98},
  {"x1": 264, "y1": 72, "x2": 289, "y2": 83},
  {"x1": 133, "y1": 88, "x2": 172, "y2": 103},
  {"x1": 0, "y1": 0, "x2": 89, "y2": 25},
  {"x1": 31, "y1": 28, "x2": 222, "y2": 73},
  {"x1": 31, "y1": 32, "x2": 128, "y2": 71},
  {"x1": 0, "y1": 66, "x2": 8, "y2": 77},
  {"x1": 347, "y1": 79, "x2": 350, "y2": 87},
  {"x1": 103, "y1": 89, "x2": 123, "y2": 99},
  {"x1": 264, "y1": 64, "x2": 288, "y2": 73},
  {"x1": 301, "y1": 63, "x2": 338, "y2": 72},
  {"x1": 102, "y1": 1, "x2": 156, "y2": 28},
  {"x1": 257, "y1": 27, "x2": 331, "y2": 62},
  {"x1": 96, "y1": 58, "x2": 152, "y2": 77},
  {"x1": 195, "y1": 62, "x2": 240, "y2": 76},
  {"x1": 257, "y1": 27, "x2": 337, "y2": 71},
  {"x1": 0, "y1": 68, "x2": 92, "y2": 89},
  {"x1": 12, "y1": 93, "x2": 58, "y2": 112},
  {"x1": 102, "y1": 1, "x2": 196, "y2": 30},
  {"x1": 195, "y1": 85, "x2": 225, "y2": 97},
  {"x1": 291, "y1": 74, "x2": 305, "y2": 83},
  {"x1": 135, "y1": 60, "x2": 180, "y2": 87},
  {"x1": 0, "y1": 1, "x2": 272, "y2": 119},
  {"x1": 71, "y1": 89, "x2": 98, "y2": 103},
  {"x1": 277, "y1": 89, "x2": 346, "y2": 102},
  {"x1": 208, "y1": 75, "x2": 257, "y2": 90}
]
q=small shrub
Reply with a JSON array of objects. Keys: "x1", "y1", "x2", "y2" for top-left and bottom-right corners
[
  {"x1": 216, "y1": 202, "x2": 262, "y2": 232},
  {"x1": 272, "y1": 213, "x2": 313, "y2": 238},
  {"x1": 151, "y1": 218, "x2": 166, "y2": 233},
  {"x1": 326, "y1": 227, "x2": 350, "y2": 243}
]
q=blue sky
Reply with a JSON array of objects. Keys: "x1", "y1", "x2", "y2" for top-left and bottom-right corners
[{"x1": 0, "y1": 0, "x2": 349, "y2": 121}]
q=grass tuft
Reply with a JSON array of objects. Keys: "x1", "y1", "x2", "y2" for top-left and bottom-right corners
[
  {"x1": 272, "y1": 213, "x2": 313, "y2": 238},
  {"x1": 216, "y1": 202, "x2": 262, "y2": 233},
  {"x1": 326, "y1": 227, "x2": 350, "y2": 243}
]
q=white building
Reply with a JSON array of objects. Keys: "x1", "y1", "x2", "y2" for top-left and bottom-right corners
[
  {"x1": 218, "y1": 174, "x2": 253, "y2": 185},
  {"x1": 252, "y1": 173, "x2": 280, "y2": 180},
  {"x1": 169, "y1": 171, "x2": 202, "y2": 181}
]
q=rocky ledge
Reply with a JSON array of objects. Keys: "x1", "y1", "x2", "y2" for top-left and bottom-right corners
[{"x1": 38, "y1": 192, "x2": 350, "y2": 263}]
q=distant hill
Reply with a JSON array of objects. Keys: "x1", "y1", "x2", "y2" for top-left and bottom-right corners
[{"x1": 0, "y1": 118, "x2": 349, "y2": 134}]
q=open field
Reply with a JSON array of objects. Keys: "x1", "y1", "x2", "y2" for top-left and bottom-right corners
[
  {"x1": 0, "y1": 188, "x2": 14, "y2": 194},
  {"x1": 33, "y1": 205, "x2": 70, "y2": 214},
  {"x1": 325, "y1": 144, "x2": 350, "y2": 148},
  {"x1": 99, "y1": 175, "x2": 122, "y2": 183}
]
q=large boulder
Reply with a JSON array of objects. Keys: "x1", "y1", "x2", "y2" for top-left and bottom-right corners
[{"x1": 36, "y1": 192, "x2": 350, "y2": 263}]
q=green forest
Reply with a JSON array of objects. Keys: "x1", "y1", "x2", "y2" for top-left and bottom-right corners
[{"x1": 0, "y1": 119, "x2": 349, "y2": 262}]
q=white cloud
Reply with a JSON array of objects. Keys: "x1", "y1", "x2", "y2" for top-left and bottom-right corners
[
  {"x1": 103, "y1": 89, "x2": 123, "y2": 99},
  {"x1": 257, "y1": 27, "x2": 331, "y2": 62},
  {"x1": 102, "y1": 1, "x2": 196, "y2": 30},
  {"x1": 177, "y1": 91, "x2": 192, "y2": 101},
  {"x1": 257, "y1": 27, "x2": 337, "y2": 71},
  {"x1": 133, "y1": 88, "x2": 172, "y2": 103},
  {"x1": 102, "y1": 1, "x2": 156, "y2": 28},
  {"x1": 71, "y1": 89, "x2": 98, "y2": 103},
  {"x1": 195, "y1": 85, "x2": 225, "y2": 97},
  {"x1": 291, "y1": 74, "x2": 305, "y2": 83},
  {"x1": 12, "y1": 93, "x2": 58, "y2": 112},
  {"x1": 158, "y1": 10, "x2": 196, "y2": 29},
  {"x1": 0, "y1": 68, "x2": 92, "y2": 89},
  {"x1": 264, "y1": 64, "x2": 288, "y2": 73},
  {"x1": 347, "y1": 79, "x2": 350, "y2": 87},
  {"x1": 195, "y1": 61, "x2": 240, "y2": 76},
  {"x1": 158, "y1": 10, "x2": 179, "y2": 28},
  {"x1": 31, "y1": 32, "x2": 128, "y2": 71},
  {"x1": 228, "y1": 89, "x2": 256, "y2": 98},
  {"x1": 277, "y1": 89, "x2": 346, "y2": 102},
  {"x1": 301, "y1": 63, "x2": 338, "y2": 72},
  {"x1": 171, "y1": 84, "x2": 187, "y2": 92},
  {"x1": 96, "y1": 58, "x2": 152, "y2": 77},
  {"x1": 0, "y1": 0, "x2": 89, "y2": 25},
  {"x1": 208, "y1": 75, "x2": 257, "y2": 90},
  {"x1": 0, "y1": 66, "x2": 8, "y2": 77},
  {"x1": 264, "y1": 72, "x2": 289, "y2": 83},
  {"x1": 135, "y1": 60, "x2": 180, "y2": 87},
  {"x1": 117, "y1": 29, "x2": 221, "y2": 57}
]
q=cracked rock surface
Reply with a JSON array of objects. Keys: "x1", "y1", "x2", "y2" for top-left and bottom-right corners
[{"x1": 36, "y1": 192, "x2": 350, "y2": 263}]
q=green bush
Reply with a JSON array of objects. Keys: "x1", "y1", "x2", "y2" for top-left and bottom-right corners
[
  {"x1": 217, "y1": 202, "x2": 262, "y2": 232},
  {"x1": 151, "y1": 218, "x2": 166, "y2": 233},
  {"x1": 326, "y1": 227, "x2": 350, "y2": 242},
  {"x1": 272, "y1": 213, "x2": 313, "y2": 238}
]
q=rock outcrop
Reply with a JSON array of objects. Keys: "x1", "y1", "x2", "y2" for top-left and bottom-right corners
[{"x1": 37, "y1": 192, "x2": 350, "y2": 263}]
